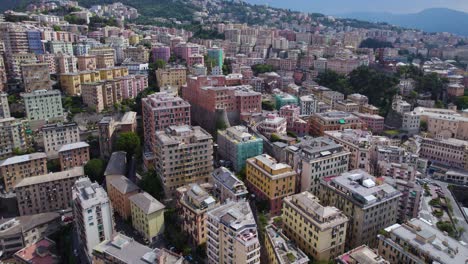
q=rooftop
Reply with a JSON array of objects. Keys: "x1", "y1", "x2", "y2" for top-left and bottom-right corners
[
  {"x1": 15, "y1": 166, "x2": 84, "y2": 188},
  {"x1": 337, "y1": 245, "x2": 389, "y2": 264},
  {"x1": 104, "y1": 151, "x2": 127, "y2": 176},
  {"x1": 0, "y1": 152, "x2": 47, "y2": 167},
  {"x1": 324, "y1": 170, "x2": 401, "y2": 209},
  {"x1": 14, "y1": 238, "x2": 59, "y2": 264},
  {"x1": 212, "y1": 167, "x2": 248, "y2": 196},
  {"x1": 265, "y1": 225, "x2": 309, "y2": 264},
  {"x1": 108, "y1": 175, "x2": 140, "y2": 194},
  {"x1": 0, "y1": 212, "x2": 61, "y2": 237},
  {"x1": 220, "y1": 125, "x2": 259, "y2": 142},
  {"x1": 208, "y1": 200, "x2": 256, "y2": 233},
  {"x1": 73, "y1": 177, "x2": 110, "y2": 209},
  {"x1": 383, "y1": 218, "x2": 468, "y2": 264},
  {"x1": 58, "y1": 142, "x2": 90, "y2": 152},
  {"x1": 156, "y1": 125, "x2": 212, "y2": 146},
  {"x1": 129, "y1": 192, "x2": 165, "y2": 215}
]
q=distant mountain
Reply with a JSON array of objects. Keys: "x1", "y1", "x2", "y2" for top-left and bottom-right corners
[{"x1": 339, "y1": 8, "x2": 468, "y2": 36}]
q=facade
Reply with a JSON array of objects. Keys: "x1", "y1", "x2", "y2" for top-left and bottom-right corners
[
  {"x1": 15, "y1": 166, "x2": 84, "y2": 215},
  {"x1": 282, "y1": 192, "x2": 348, "y2": 261},
  {"x1": 0, "y1": 212, "x2": 61, "y2": 258},
  {"x1": 0, "y1": 93, "x2": 10, "y2": 118},
  {"x1": 378, "y1": 218, "x2": 468, "y2": 264},
  {"x1": 156, "y1": 66, "x2": 187, "y2": 87},
  {"x1": 21, "y1": 63, "x2": 51, "y2": 92},
  {"x1": 265, "y1": 225, "x2": 309, "y2": 264},
  {"x1": 309, "y1": 111, "x2": 365, "y2": 136},
  {"x1": 58, "y1": 142, "x2": 90, "y2": 170},
  {"x1": 77, "y1": 55, "x2": 97, "y2": 71},
  {"x1": 98, "y1": 112, "x2": 137, "y2": 159},
  {"x1": 299, "y1": 94, "x2": 318, "y2": 115},
  {"x1": 129, "y1": 192, "x2": 165, "y2": 242},
  {"x1": 285, "y1": 137, "x2": 350, "y2": 194},
  {"x1": 335, "y1": 100, "x2": 360, "y2": 113},
  {"x1": 107, "y1": 175, "x2": 140, "y2": 220},
  {"x1": 211, "y1": 166, "x2": 248, "y2": 203},
  {"x1": 72, "y1": 177, "x2": 114, "y2": 262},
  {"x1": 206, "y1": 201, "x2": 261, "y2": 264},
  {"x1": 402, "y1": 111, "x2": 420, "y2": 134},
  {"x1": 154, "y1": 125, "x2": 213, "y2": 198},
  {"x1": 319, "y1": 170, "x2": 401, "y2": 249},
  {"x1": 0, "y1": 117, "x2": 30, "y2": 159},
  {"x1": 419, "y1": 137, "x2": 468, "y2": 170},
  {"x1": 142, "y1": 92, "x2": 191, "y2": 155},
  {"x1": 257, "y1": 114, "x2": 287, "y2": 138},
  {"x1": 352, "y1": 112, "x2": 385, "y2": 133},
  {"x1": 0, "y1": 152, "x2": 47, "y2": 192},
  {"x1": 217, "y1": 125, "x2": 263, "y2": 172},
  {"x1": 382, "y1": 176, "x2": 422, "y2": 223},
  {"x1": 21, "y1": 89, "x2": 64, "y2": 122},
  {"x1": 42, "y1": 122, "x2": 80, "y2": 158},
  {"x1": 246, "y1": 154, "x2": 296, "y2": 215},
  {"x1": 176, "y1": 184, "x2": 218, "y2": 245}
]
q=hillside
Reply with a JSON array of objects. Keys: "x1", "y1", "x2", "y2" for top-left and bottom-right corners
[{"x1": 340, "y1": 8, "x2": 468, "y2": 36}]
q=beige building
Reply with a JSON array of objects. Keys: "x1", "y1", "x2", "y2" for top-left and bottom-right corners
[
  {"x1": 155, "y1": 66, "x2": 187, "y2": 87},
  {"x1": 176, "y1": 183, "x2": 218, "y2": 245},
  {"x1": 336, "y1": 245, "x2": 389, "y2": 264},
  {"x1": 282, "y1": 192, "x2": 348, "y2": 261},
  {"x1": 123, "y1": 46, "x2": 149, "y2": 62},
  {"x1": 21, "y1": 63, "x2": 51, "y2": 92},
  {"x1": 206, "y1": 200, "x2": 261, "y2": 264},
  {"x1": 96, "y1": 54, "x2": 115, "y2": 69},
  {"x1": 107, "y1": 175, "x2": 140, "y2": 220},
  {"x1": 414, "y1": 107, "x2": 468, "y2": 140},
  {"x1": 319, "y1": 170, "x2": 401, "y2": 249},
  {"x1": 98, "y1": 112, "x2": 137, "y2": 159},
  {"x1": 154, "y1": 125, "x2": 213, "y2": 198},
  {"x1": 14, "y1": 166, "x2": 84, "y2": 215},
  {"x1": 0, "y1": 152, "x2": 47, "y2": 192},
  {"x1": 0, "y1": 117, "x2": 30, "y2": 159},
  {"x1": 58, "y1": 142, "x2": 90, "y2": 171},
  {"x1": 42, "y1": 122, "x2": 80, "y2": 158},
  {"x1": 77, "y1": 55, "x2": 96, "y2": 71},
  {"x1": 419, "y1": 137, "x2": 468, "y2": 170}
]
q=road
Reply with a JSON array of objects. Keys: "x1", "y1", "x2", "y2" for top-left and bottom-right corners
[{"x1": 430, "y1": 179, "x2": 468, "y2": 242}]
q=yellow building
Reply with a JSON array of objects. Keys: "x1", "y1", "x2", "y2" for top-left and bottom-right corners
[
  {"x1": 282, "y1": 192, "x2": 348, "y2": 261},
  {"x1": 129, "y1": 35, "x2": 140, "y2": 46},
  {"x1": 129, "y1": 192, "x2": 165, "y2": 242},
  {"x1": 246, "y1": 154, "x2": 296, "y2": 215},
  {"x1": 60, "y1": 73, "x2": 81, "y2": 95},
  {"x1": 79, "y1": 71, "x2": 101, "y2": 83},
  {"x1": 155, "y1": 66, "x2": 187, "y2": 87},
  {"x1": 106, "y1": 175, "x2": 140, "y2": 220}
]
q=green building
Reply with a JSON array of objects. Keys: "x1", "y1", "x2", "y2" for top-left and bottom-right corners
[
  {"x1": 275, "y1": 93, "x2": 298, "y2": 110},
  {"x1": 217, "y1": 125, "x2": 263, "y2": 172}
]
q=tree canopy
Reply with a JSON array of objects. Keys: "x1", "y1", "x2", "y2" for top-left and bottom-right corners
[
  {"x1": 115, "y1": 132, "x2": 141, "y2": 159},
  {"x1": 84, "y1": 159, "x2": 106, "y2": 184},
  {"x1": 359, "y1": 38, "x2": 394, "y2": 49},
  {"x1": 252, "y1": 64, "x2": 276, "y2": 75}
]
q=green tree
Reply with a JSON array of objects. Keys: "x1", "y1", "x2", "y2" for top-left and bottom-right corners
[
  {"x1": 115, "y1": 132, "x2": 141, "y2": 159},
  {"x1": 359, "y1": 38, "x2": 393, "y2": 49},
  {"x1": 52, "y1": 25, "x2": 62, "y2": 31},
  {"x1": 154, "y1": 59, "x2": 167, "y2": 70},
  {"x1": 270, "y1": 133, "x2": 281, "y2": 142},
  {"x1": 252, "y1": 64, "x2": 275, "y2": 75},
  {"x1": 84, "y1": 159, "x2": 106, "y2": 184},
  {"x1": 47, "y1": 160, "x2": 61, "y2": 172},
  {"x1": 138, "y1": 170, "x2": 165, "y2": 201}
]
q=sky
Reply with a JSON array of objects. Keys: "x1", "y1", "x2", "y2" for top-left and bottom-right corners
[{"x1": 245, "y1": 0, "x2": 468, "y2": 14}]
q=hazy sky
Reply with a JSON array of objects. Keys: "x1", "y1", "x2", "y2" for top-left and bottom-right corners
[{"x1": 245, "y1": 0, "x2": 468, "y2": 14}]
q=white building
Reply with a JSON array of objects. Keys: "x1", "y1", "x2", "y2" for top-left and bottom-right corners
[
  {"x1": 257, "y1": 114, "x2": 287, "y2": 138},
  {"x1": 72, "y1": 177, "x2": 114, "y2": 262},
  {"x1": 21, "y1": 89, "x2": 64, "y2": 122},
  {"x1": 299, "y1": 94, "x2": 318, "y2": 115},
  {"x1": 0, "y1": 93, "x2": 10, "y2": 119},
  {"x1": 206, "y1": 200, "x2": 260, "y2": 264},
  {"x1": 42, "y1": 122, "x2": 80, "y2": 158},
  {"x1": 402, "y1": 111, "x2": 420, "y2": 134}
]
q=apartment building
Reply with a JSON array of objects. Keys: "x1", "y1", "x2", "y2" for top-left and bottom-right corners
[
  {"x1": 0, "y1": 93, "x2": 10, "y2": 119},
  {"x1": 0, "y1": 212, "x2": 61, "y2": 258},
  {"x1": 282, "y1": 192, "x2": 349, "y2": 261},
  {"x1": 325, "y1": 129, "x2": 386, "y2": 172},
  {"x1": 274, "y1": 93, "x2": 298, "y2": 110},
  {"x1": 285, "y1": 137, "x2": 350, "y2": 194},
  {"x1": 0, "y1": 117, "x2": 30, "y2": 159},
  {"x1": 309, "y1": 111, "x2": 365, "y2": 136},
  {"x1": 322, "y1": 91, "x2": 345, "y2": 109},
  {"x1": 107, "y1": 175, "x2": 140, "y2": 221},
  {"x1": 21, "y1": 89, "x2": 64, "y2": 122},
  {"x1": 42, "y1": 122, "x2": 80, "y2": 158},
  {"x1": 217, "y1": 125, "x2": 263, "y2": 172},
  {"x1": 419, "y1": 137, "x2": 468, "y2": 170},
  {"x1": 0, "y1": 152, "x2": 47, "y2": 192},
  {"x1": 378, "y1": 218, "x2": 468, "y2": 264},
  {"x1": 154, "y1": 125, "x2": 213, "y2": 198},
  {"x1": 319, "y1": 170, "x2": 401, "y2": 249},
  {"x1": 206, "y1": 201, "x2": 261, "y2": 264},
  {"x1": 21, "y1": 63, "x2": 51, "y2": 92},
  {"x1": 77, "y1": 55, "x2": 96, "y2": 71},
  {"x1": 129, "y1": 192, "x2": 165, "y2": 242},
  {"x1": 142, "y1": 92, "x2": 191, "y2": 156},
  {"x1": 414, "y1": 107, "x2": 468, "y2": 140},
  {"x1": 211, "y1": 167, "x2": 248, "y2": 203},
  {"x1": 265, "y1": 225, "x2": 309, "y2": 264},
  {"x1": 299, "y1": 94, "x2": 319, "y2": 115},
  {"x1": 123, "y1": 46, "x2": 149, "y2": 63},
  {"x1": 72, "y1": 177, "x2": 114, "y2": 262},
  {"x1": 176, "y1": 184, "x2": 218, "y2": 245},
  {"x1": 15, "y1": 167, "x2": 84, "y2": 215},
  {"x1": 352, "y1": 112, "x2": 385, "y2": 133},
  {"x1": 246, "y1": 154, "x2": 296, "y2": 215},
  {"x1": 156, "y1": 66, "x2": 187, "y2": 87},
  {"x1": 58, "y1": 142, "x2": 90, "y2": 170},
  {"x1": 98, "y1": 112, "x2": 137, "y2": 159},
  {"x1": 382, "y1": 176, "x2": 422, "y2": 223},
  {"x1": 257, "y1": 114, "x2": 287, "y2": 138}
]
